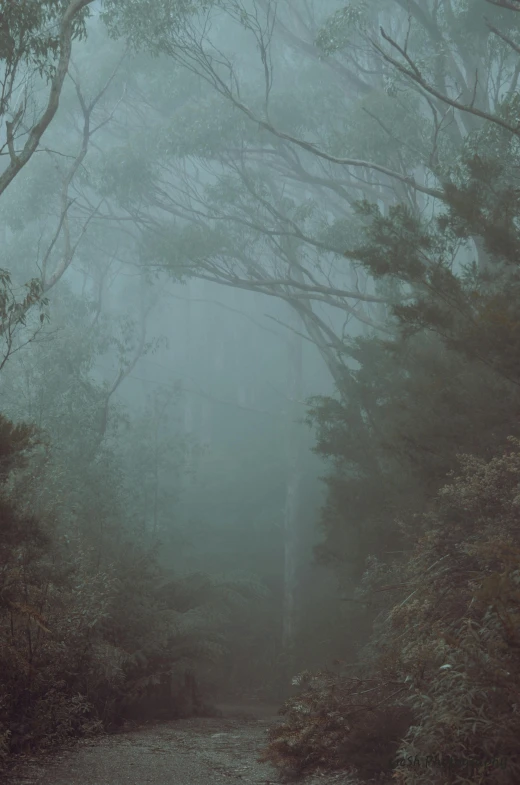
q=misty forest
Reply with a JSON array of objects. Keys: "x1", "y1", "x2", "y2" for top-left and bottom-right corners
[{"x1": 2, "y1": 1, "x2": 520, "y2": 784}]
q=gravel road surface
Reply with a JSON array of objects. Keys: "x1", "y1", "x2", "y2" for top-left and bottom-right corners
[{"x1": 5, "y1": 704, "x2": 360, "y2": 785}]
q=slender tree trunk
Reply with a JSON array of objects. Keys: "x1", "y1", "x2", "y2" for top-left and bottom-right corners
[
  {"x1": 474, "y1": 235, "x2": 492, "y2": 274},
  {"x1": 200, "y1": 279, "x2": 213, "y2": 447},
  {"x1": 183, "y1": 281, "x2": 193, "y2": 451},
  {"x1": 233, "y1": 287, "x2": 247, "y2": 407},
  {"x1": 281, "y1": 308, "x2": 303, "y2": 673}
]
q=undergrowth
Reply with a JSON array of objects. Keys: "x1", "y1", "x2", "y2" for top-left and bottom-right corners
[
  {"x1": 262, "y1": 438, "x2": 520, "y2": 784},
  {"x1": 0, "y1": 413, "x2": 265, "y2": 771}
]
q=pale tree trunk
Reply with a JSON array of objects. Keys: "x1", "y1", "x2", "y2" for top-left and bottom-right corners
[
  {"x1": 183, "y1": 281, "x2": 193, "y2": 460},
  {"x1": 233, "y1": 287, "x2": 248, "y2": 407},
  {"x1": 281, "y1": 308, "x2": 304, "y2": 682},
  {"x1": 474, "y1": 236, "x2": 492, "y2": 274},
  {"x1": 200, "y1": 399, "x2": 212, "y2": 447},
  {"x1": 200, "y1": 279, "x2": 213, "y2": 447}
]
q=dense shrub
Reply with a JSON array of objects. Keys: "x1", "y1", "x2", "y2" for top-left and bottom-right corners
[
  {"x1": 0, "y1": 412, "x2": 264, "y2": 771},
  {"x1": 261, "y1": 668, "x2": 411, "y2": 780},
  {"x1": 263, "y1": 438, "x2": 520, "y2": 783},
  {"x1": 383, "y1": 438, "x2": 520, "y2": 784}
]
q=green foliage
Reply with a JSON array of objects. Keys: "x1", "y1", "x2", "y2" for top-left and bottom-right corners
[
  {"x1": 376, "y1": 440, "x2": 520, "y2": 784},
  {"x1": 98, "y1": 141, "x2": 158, "y2": 207},
  {"x1": 7, "y1": 0, "x2": 520, "y2": 780},
  {"x1": 303, "y1": 314, "x2": 520, "y2": 582},
  {"x1": 101, "y1": 0, "x2": 215, "y2": 52},
  {"x1": 0, "y1": 414, "x2": 102, "y2": 758},
  {"x1": 162, "y1": 93, "x2": 252, "y2": 159},
  {"x1": 0, "y1": 0, "x2": 89, "y2": 79},
  {"x1": 0, "y1": 269, "x2": 49, "y2": 370},
  {"x1": 264, "y1": 441, "x2": 520, "y2": 782},
  {"x1": 0, "y1": 403, "x2": 267, "y2": 761},
  {"x1": 327, "y1": 90, "x2": 430, "y2": 170},
  {"x1": 261, "y1": 667, "x2": 411, "y2": 779},
  {"x1": 343, "y1": 150, "x2": 520, "y2": 389},
  {"x1": 266, "y1": 5, "x2": 520, "y2": 775},
  {"x1": 314, "y1": 2, "x2": 370, "y2": 57},
  {"x1": 139, "y1": 221, "x2": 234, "y2": 279},
  {"x1": 0, "y1": 275, "x2": 270, "y2": 765}
]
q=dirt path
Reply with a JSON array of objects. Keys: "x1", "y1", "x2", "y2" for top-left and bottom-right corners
[{"x1": 6, "y1": 704, "x2": 354, "y2": 785}]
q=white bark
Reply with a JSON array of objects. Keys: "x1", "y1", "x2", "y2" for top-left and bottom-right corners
[
  {"x1": 282, "y1": 309, "x2": 303, "y2": 656},
  {"x1": 183, "y1": 282, "x2": 193, "y2": 449}
]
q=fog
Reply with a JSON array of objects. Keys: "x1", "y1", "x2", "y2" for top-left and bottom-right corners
[{"x1": 1, "y1": 1, "x2": 519, "y2": 782}]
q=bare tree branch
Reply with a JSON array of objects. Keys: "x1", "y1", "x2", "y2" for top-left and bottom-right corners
[
  {"x1": 486, "y1": 19, "x2": 520, "y2": 56},
  {"x1": 485, "y1": 0, "x2": 520, "y2": 10},
  {"x1": 373, "y1": 27, "x2": 520, "y2": 137},
  {"x1": 159, "y1": 29, "x2": 445, "y2": 201}
]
